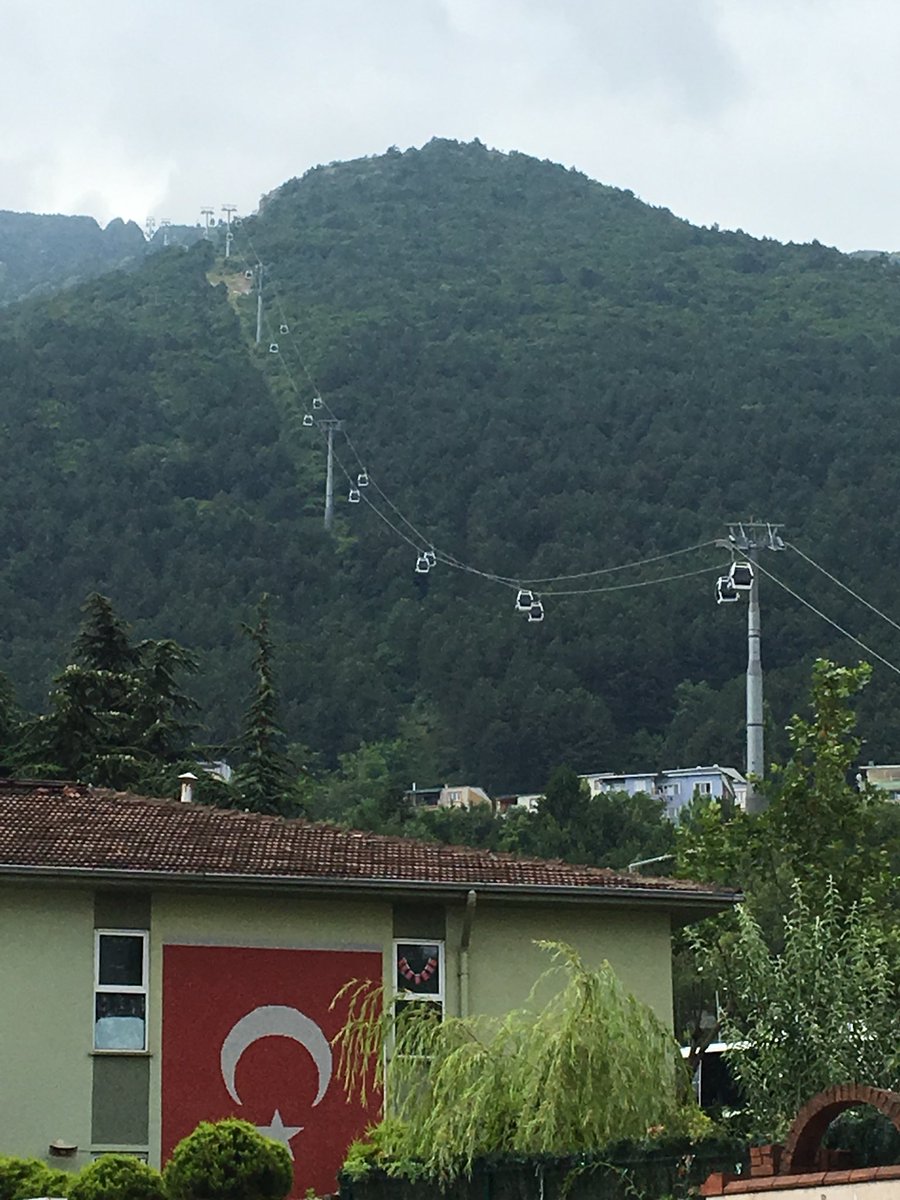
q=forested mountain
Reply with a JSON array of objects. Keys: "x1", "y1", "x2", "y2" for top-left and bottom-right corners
[
  {"x1": 0, "y1": 211, "x2": 150, "y2": 305},
  {"x1": 4, "y1": 138, "x2": 900, "y2": 795}
]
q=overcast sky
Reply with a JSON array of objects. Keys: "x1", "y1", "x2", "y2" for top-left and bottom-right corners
[{"x1": 3, "y1": 0, "x2": 899, "y2": 252}]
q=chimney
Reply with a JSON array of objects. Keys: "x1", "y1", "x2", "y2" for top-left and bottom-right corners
[{"x1": 178, "y1": 772, "x2": 198, "y2": 804}]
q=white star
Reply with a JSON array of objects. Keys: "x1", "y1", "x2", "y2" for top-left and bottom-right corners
[{"x1": 256, "y1": 1109, "x2": 303, "y2": 1158}]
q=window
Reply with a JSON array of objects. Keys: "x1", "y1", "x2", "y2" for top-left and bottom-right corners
[
  {"x1": 394, "y1": 940, "x2": 444, "y2": 1021},
  {"x1": 94, "y1": 930, "x2": 148, "y2": 1051}
]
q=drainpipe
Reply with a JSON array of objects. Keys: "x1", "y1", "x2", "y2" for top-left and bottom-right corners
[{"x1": 458, "y1": 889, "x2": 477, "y2": 1018}]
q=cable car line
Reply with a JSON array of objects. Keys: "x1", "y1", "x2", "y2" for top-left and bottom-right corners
[
  {"x1": 786, "y1": 542, "x2": 900, "y2": 636},
  {"x1": 753, "y1": 560, "x2": 900, "y2": 678},
  {"x1": 229, "y1": 228, "x2": 736, "y2": 610}
]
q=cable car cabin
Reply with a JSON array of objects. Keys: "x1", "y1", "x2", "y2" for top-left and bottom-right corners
[
  {"x1": 302, "y1": 414, "x2": 314, "y2": 427},
  {"x1": 279, "y1": 323, "x2": 289, "y2": 334},
  {"x1": 268, "y1": 343, "x2": 279, "y2": 354},
  {"x1": 424, "y1": 550, "x2": 437, "y2": 567},
  {"x1": 515, "y1": 589, "x2": 535, "y2": 612},
  {"x1": 357, "y1": 471, "x2": 369, "y2": 488},
  {"x1": 728, "y1": 561, "x2": 754, "y2": 590},
  {"x1": 528, "y1": 601, "x2": 544, "y2": 623},
  {"x1": 716, "y1": 577, "x2": 739, "y2": 604},
  {"x1": 348, "y1": 488, "x2": 360, "y2": 504},
  {"x1": 312, "y1": 397, "x2": 324, "y2": 409},
  {"x1": 415, "y1": 554, "x2": 430, "y2": 574}
]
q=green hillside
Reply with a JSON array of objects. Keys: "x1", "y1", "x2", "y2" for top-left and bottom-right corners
[
  {"x1": 0, "y1": 211, "x2": 151, "y2": 305},
  {"x1": 3, "y1": 138, "x2": 900, "y2": 793}
]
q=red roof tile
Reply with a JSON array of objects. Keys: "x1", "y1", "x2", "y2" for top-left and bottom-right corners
[{"x1": 0, "y1": 780, "x2": 737, "y2": 903}]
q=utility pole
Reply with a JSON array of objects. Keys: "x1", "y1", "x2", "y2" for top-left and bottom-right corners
[
  {"x1": 200, "y1": 207, "x2": 214, "y2": 239},
  {"x1": 255, "y1": 263, "x2": 263, "y2": 344},
  {"x1": 221, "y1": 205, "x2": 237, "y2": 258},
  {"x1": 715, "y1": 522, "x2": 785, "y2": 814},
  {"x1": 319, "y1": 419, "x2": 343, "y2": 531}
]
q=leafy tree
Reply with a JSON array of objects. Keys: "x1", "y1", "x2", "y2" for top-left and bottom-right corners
[
  {"x1": 408, "y1": 801, "x2": 500, "y2": 849},
  {"x1": 710, "y1": 881, "x2": 900, "y2": 1139},
  {"x1": 497, "y1": 766, "x2": 674, "y2": 870},
  {"x1": 675, "y1": 659, "x2": 900, "y2": 1081},
  {"x1": 235, "y1": 595, "x2": 291, "y2": 814},
  {"x1": 677, "y1": 659, "x2": 894, "y2": 917}
]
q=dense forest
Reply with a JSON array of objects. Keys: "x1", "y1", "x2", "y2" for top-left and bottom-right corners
[{"x1": 4, "y1": 138, "x2": 900, "y2": 800}]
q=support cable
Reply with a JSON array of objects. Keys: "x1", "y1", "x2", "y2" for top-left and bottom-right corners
[
  {"x1": 754, "y1": 559, "x2": 900, "y2": 678},
  {"x1": 786, "y1": 542, "x2": 900, "y2": 635}
]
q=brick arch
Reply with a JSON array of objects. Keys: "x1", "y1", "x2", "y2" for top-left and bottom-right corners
[{"x1": 782, "y1": 1085, "x2": 900, "y2": 1173}]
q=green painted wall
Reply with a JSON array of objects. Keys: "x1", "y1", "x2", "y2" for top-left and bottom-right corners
[
  {"x1": 448, "y1": 901, "x2": 673, "y2": 1025},
  {"x1": 0, "y1": 886, "x2": 95, "y2": 1169}
]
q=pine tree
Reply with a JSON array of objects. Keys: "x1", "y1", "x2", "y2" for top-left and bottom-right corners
[
  {"x1": 0, "y1": 669, "x2": 21, "y2": 768},
  {"x1": 19, "y1": 594, "x2": 198, "y2": 789},
  {"x1": 236, "y1": 595, "x2": 291, "y2": 814}
]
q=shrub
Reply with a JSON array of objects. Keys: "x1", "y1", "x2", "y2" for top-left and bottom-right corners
[
  {"x1": 163, "y1": 1119, "x2": 293, "y2": 1200},
  {"x1": 0, "y1": 1155, "x2": 70, "y2": 1200},
  {"x1": 68, "y1": 1156, "x2": 164, "y2": 1200}
]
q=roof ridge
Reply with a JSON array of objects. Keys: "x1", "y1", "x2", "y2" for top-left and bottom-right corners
[
  {"x1": 0, "y1": 780, "x2": 738, "y2": 899},
  {"x1": 91, "y1": 789, "x2": 652, "y2": 880}
]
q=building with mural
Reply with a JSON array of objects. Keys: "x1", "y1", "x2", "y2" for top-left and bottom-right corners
[{"x1": 0, "y1": 780, "x2": 736, "y2": 1196}]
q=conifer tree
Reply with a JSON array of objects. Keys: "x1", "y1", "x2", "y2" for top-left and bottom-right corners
[
  {"x1": 0, "y1": 670, "x2": 21, "y2": 768},
  {"x1": 19, "y1": 593, "x2": 198, "y2": 789},
  {"x1": 236, "y1": 595, "x2": 291, "y2": 815}
]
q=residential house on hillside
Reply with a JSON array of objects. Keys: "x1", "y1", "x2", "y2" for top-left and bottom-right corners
[
  {"x1": 858, "y1": 763, "x2": 900, "y2": 801},
  {"x1": 580, "y1": 765, "x2": 747, "y2": 819},
  {"x1": 0, "y1": 780, "x2": 735, "y2": 1197},
  {"x1": 404, "y1": 782, "x2": 492, "y2": 810}
]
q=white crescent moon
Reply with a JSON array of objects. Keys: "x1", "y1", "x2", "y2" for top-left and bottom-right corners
[{"x1": 220, "y1": 1004, "x2": 333, "y2": 1107}]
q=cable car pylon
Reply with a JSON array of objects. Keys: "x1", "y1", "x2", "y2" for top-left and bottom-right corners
[{"x1": 714, "y1": 521, "x2": 785, "y2": 814}]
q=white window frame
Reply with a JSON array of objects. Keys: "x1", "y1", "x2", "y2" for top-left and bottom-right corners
[
  {"x1": 93, "y1": 929, "x2": 149, "y2": 1053},
  {"x1": 393, "y1": 939, "x2": 445, "y2": 1012}
]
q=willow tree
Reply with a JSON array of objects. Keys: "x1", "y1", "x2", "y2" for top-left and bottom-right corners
[{"x1": 334, "y1": 943, "x2": 702, "y2": 1180}]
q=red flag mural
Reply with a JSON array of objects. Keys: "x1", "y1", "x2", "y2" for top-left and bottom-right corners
[{"x1": 162, "y1": 944, "x2": 383, "y2": 1198}]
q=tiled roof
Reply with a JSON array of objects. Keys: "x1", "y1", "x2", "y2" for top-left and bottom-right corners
[{"x1": 0, "y1": 779, "x2": 736, "y2": 903}]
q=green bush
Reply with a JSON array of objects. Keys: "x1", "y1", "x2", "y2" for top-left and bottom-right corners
[
  {"x1": 0, "y1": 1155, "x2": 70, "y2": 1200},
  {"x1": 163, "y1": 1119, "x2": 293, "y2": 1200},
  {"x1": 68, "y1": 1156, "x2": 164, "y2": 1200}
]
